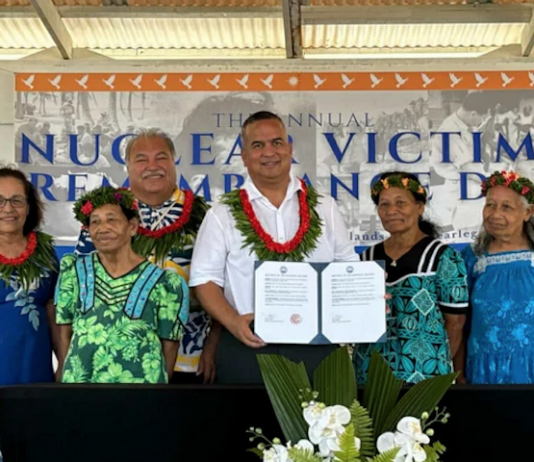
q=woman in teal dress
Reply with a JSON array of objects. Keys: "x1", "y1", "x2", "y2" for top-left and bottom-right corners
[
  {"x1": 461, "y1": 171, "x2": 534, "y2": 384},
  {"x1": 55, "y1": 187, "x2": 189, "y2": 384},
  {"x1": 353, "y1": 172, "x2": 468, "y2": 383}
]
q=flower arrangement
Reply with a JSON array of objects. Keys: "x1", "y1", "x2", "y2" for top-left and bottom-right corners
[
  {"x1": 370, "y1": 175, "x2": 427, "y2": 204},
  {"x1": 481, "y1": 170, "x2": 534, "y2": 204},
  {"x1": 73, "y1": 186, "x2": 139, "y2": 226},
  {"x1": 249, "y1": 348, "x2": 454, "y2": 462}
]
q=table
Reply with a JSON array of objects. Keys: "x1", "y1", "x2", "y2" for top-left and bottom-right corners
[{"x1": 0, "y1": 384, "x2": 531, "y2": 461}]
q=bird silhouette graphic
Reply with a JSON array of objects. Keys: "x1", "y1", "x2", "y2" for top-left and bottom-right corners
[
  {"x1": 501, "y1": 72, "x2": 514, "y2": 88},
  {"x1": 48, "y1": 75, "x2": 61, "y2": 90},
  {"x1": 449, "y1": 73, "x2": 462, "y2": 88},
  {"x1": 395, "y1": 73, "x2": 408, "y2": 88},
  {"x1": 103, "y1": 75, "x2": 116, "y2": 89},
  {"x1": 130, "y1": 75, "x2": 143, "y2": 90},
  {"x1": 313, "y1": 74, "x2": 326, "y2": 89},
  {"x1": 76, "y1": 75, "x2": 89, "y2": 89},
  {"x1": 370, "y1": 74, "x2": 383, "y2": 88},
  {"x1": 474, "y1": 73, "x2": 488, "y2": 88},
  {"x1": 421, "y1": 73, "x2": 434, "y2": 88},
  {"x1": 208, "y1": 75, "x2": 221, "y2": 89},
  {"x1": 261, "y1": 74, "x2": 274, "y2": 89},
  {"x1": 180, "y1": 75, "x2": 193, "y2": 89},
  {"x1": 22, "y1": 75, "x2": 35, "y2": 90},
  {"x1": 236, "y1": 74, "x2": 249, "y2": 89},
  {"x1": 341, "y1": 74, "x2": 354, "y2": 89},
  {"x1": 155, "y1": 75, "x2": 167, "y2": 89}
]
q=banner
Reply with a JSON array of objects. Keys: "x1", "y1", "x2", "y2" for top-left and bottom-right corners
[{"x1": 13, "y1": 71, "x2": 534, "y2": 252}]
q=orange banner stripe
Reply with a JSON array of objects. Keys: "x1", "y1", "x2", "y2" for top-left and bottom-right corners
[{"x1": 15, "y1": 71, "x2": 534, "y2": 92}]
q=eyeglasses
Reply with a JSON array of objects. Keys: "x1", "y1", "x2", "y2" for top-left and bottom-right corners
[{"x1": 0, "y1": 196, "x2": 27, "y2": 209}]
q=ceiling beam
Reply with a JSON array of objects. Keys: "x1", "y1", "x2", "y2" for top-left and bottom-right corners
[
  {"x1": 28, "y1": 0, "x2": 73, "y2": 59},
  {"x1": 0, "y1": 3, "x2": 529, "y2": 24},
  {"x1": 282, "y1": 0, "x2": 302, "y2": 59},
  {"x1": 521, "y1": 10, "x2": 534, "y2": 56},
  {"x1": 0, "y1": 3, "x2": 530, "y2": 24},
  {"x1": 302, "y1": 4, "x2": 533, "y2": 25}
]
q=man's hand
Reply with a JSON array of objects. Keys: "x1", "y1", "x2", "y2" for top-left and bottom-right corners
[
  {"x1": 196, "y1": 343, "x2": 217, "y2": 384},
  {"x1": 228, "y1": 313, "x2": 266, "y2": 348}
]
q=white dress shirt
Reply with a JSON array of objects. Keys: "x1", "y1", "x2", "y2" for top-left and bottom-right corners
[{"x1": 190, "y1": 174, "x2": 359, "y2": 315}]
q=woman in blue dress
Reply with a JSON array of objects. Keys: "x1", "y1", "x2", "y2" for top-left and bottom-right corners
[
  {"x1": 353, "y1": 172, "x2": 469, "y2": 384},
  {"x1": 0, "y1": 168, "x2": 58, "y2": 386},
  {"x1": 462, "y1": 170, "x2": 534, "y2": 384}
]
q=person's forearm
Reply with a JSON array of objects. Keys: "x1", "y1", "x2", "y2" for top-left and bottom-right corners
[
  {"x1": 453, "y1": 338, "x2": 466, "y2": 376},
  {"x1": 205, "y1": 318, "x2": 223, "y2": 349},
  {"x1": 445, "y1": 315, "x2": 465, "y2": 358},
  {"x1": 46, "y1": 300, "x2": 61, "y2": 355},
  {"x1": 57, "y1": 325, "x2": 73, "y2": 370},
  {"x1": 194, "y1": 282, "x2": 238, "y2": 331},
  {"x1": 162, "y1": 340, "x2": 179, "y2": 379}
]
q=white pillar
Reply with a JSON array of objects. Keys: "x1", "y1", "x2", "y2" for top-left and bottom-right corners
[{"x1": 0, "y1": 70, "x2": 15, "y2": 165}]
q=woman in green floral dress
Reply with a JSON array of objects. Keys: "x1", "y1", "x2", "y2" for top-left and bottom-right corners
[{"x1": 55, "y1": 187, "x2": 189, "y2": 384}]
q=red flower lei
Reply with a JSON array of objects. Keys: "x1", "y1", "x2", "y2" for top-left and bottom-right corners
[
  {"x1": 0, "y1": 232, "x2": 37, "y2": 266},
  {"x1": 136, "y1": 189, "x2": 194, "y2": 239},
  {"x1": 239, "y1": 179, "x2": 310, "y2": 254}
]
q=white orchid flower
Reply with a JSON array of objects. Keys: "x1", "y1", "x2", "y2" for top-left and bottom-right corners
[
  {"x1": 376, "y1": 417, "x2": 430, "y2": 462},
  {"x1": 303, "y1": 402, "x2": 324, "y2": 426},
  {"x1": 307, "y1": 405, "x2": 353, "y2": 458},
  {"x1": 396, "y1": 417, "x2": 430, "y2": 445},
  {"x1": 293, "y1": 440, "x2": 315, "y2": 453},
  {"x1": 263, "y1": 444, "x2": 290, "y2": 462}
]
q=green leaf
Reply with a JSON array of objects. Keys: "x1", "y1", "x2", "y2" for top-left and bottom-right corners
[
  {"x1": 333, "y1": 424, "x2": 361, "y2": 462},
  {"x1": 367, "y1": 448, "x2": 400, "y2": 462},
  {"x1": 313, "y1": 346, "x2": 357, "y2": 407},
  {"x1": 424, "y1": 441, "x2": 447, "y2": 462},
  {"x1": 381, "y1": 373, "x2": 456, "y2": 434},
  {"x1": 288, "y1": 447, "x2": 323, "y2": 462},
  {"x1": 246, "y1": 448, "x2": 263, "y2": 459},
  {"x1": 349, "y1": 400, "x2": 375, "y2": 459},
  {"x1": 257, "y1": 354, "x2": 311, "y2": 443},
  {"x1": 362, "y1": 350, "x2": 403, "y2": 439}
]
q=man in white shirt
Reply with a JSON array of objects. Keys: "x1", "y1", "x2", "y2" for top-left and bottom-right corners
[{"x1": 190, "y1": 111, "x2": 359, "y2": 384}]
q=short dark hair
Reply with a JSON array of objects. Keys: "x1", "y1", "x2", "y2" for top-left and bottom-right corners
[
  {"x1": 462, "y1": 91, "x2": 490, "y2": 115},
  {"x1": 0, "y1": 167, "x2": 44, "y2": 235},
  {"x1": 372, "y1": 171, "x2": 440, "y2": 238},
  {"x1": 241, "y1": 111, "x2": 285, "y2": 142}
]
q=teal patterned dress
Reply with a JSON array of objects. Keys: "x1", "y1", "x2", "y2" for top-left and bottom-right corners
[
  {"x1": 55, "y1": 254, "x2": 189, "y2": 384},
  {"x1": 353, "y1": 237, "x2": 468, "y2": 383}
]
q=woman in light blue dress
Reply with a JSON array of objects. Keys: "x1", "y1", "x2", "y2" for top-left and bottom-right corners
[{"x1": 462, "y1": 170, "x2": 534, "y2": 384}]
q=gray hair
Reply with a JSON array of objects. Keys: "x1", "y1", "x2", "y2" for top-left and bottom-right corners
[
  {"x1": 473, "y1": 195, "x2": 534, "y2": 255},
  {"x1": 124, "y1": 128, "x2": 176, "y2": 164}
]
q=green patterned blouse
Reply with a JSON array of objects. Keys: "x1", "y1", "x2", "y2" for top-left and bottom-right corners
[{"x1": 55, "y1": 254, "x2": 189, "y2": 384}]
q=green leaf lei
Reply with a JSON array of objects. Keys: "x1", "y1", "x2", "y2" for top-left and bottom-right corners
[{"x1": 0, "y1": 231, "x2": 57, "y2": 291}]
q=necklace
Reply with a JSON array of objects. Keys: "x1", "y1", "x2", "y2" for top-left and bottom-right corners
[{"x1": 222, "y1": 179, "x2": 323, "y2": 262}]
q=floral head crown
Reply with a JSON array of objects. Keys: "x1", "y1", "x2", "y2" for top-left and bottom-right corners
[
  {"x1": 481, "y1": 171, "x2": 534, "y2": 205},
  {"x1": 73, "y1": 186, "x2": 139, "y2": 226},
  {"x1": 370, "y1": 174, "x2": 427, "y2": 204}
]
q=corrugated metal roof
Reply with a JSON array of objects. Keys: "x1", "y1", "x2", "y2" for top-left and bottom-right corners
[
  {"x1": 64, "y1": 17, "x2": 285, "y2": 49},
  {"x1": 303, "y1": 23, "x2": 525, "y2": 48},
  {"x1": 0, "y1": 18, "x2": 54, "y2": 48},
  {"x1": 0, "y1": 13, "x2": 527, "y2": 51}
]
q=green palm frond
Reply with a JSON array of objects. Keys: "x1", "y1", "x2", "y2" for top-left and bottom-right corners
[
  {"x1": 314, "y1": 346, "x2": 357, "y2": 407},
  {"x1": 288, "y1": 447, "x2": 323, "y2": 462}
]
